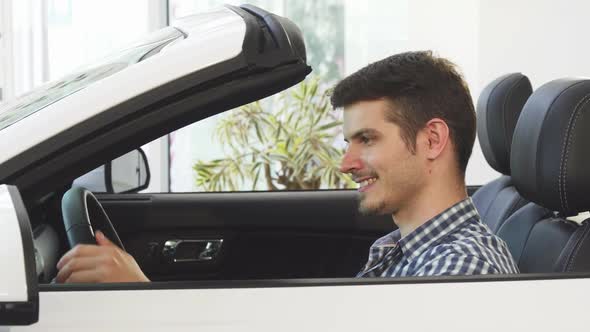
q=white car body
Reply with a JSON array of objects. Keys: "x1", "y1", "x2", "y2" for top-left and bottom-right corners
[
  {"x1": 0, "y1": 4, "x2": 588, "y2": 332},
  {"x1": 0, "y1": 8, "x2": 244, "y2": 165},
  {"x1": 10, "y1": 278, "x2": 590, "y2": 332}
]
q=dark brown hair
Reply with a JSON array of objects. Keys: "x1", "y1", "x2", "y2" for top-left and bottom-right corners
[{"x1": 330, "y1": 51, "x2": 476, "y2": 175}]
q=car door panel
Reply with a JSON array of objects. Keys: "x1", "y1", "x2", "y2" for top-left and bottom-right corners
[{"x1": 97, "y1": 190, "x2": 394, "y2": 281}]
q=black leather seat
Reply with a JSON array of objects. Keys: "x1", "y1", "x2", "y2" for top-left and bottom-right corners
[
  {"x1": 498, "y1": 78, "x2": 590, "y2": 273},
  {"x1": 472, "y1": 73, "x2": 532, "y2": 233}
]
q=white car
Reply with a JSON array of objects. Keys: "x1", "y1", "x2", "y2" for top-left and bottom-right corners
[{"x1": 1, "y1": 4, "x2": 589, "y2": 332}]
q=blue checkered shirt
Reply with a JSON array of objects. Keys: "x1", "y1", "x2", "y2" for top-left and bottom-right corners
[{"x1": 357, "y1": 198, "x2": 519, "y2": 277}]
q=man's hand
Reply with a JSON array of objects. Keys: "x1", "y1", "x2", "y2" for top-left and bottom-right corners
[{"x1": 56, "y1": 231, "x2": 150, "y2": 283}]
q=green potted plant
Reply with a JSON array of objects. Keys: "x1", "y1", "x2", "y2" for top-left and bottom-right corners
[{"x1": 193, "y1": 76, "x2": 355, "y2": 191}]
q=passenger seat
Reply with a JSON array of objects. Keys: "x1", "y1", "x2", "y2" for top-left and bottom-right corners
[
  {"x1": 472, "y1": 73, "x2": 532, "y2": 233},
  {"x1": 499, "y1": 78, "x2": 590, "y2": 273}
]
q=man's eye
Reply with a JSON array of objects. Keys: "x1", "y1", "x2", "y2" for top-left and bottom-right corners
[{"x1": 361, "y1": 136, "x2": 372, "y2": 144}]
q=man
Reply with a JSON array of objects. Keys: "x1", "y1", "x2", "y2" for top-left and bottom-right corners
[
  {"x1": 56, "y1": 51, "x2": 517, "y2": 283},
  {"x1": 332, "y1": 51, "x2": 518, "y2": 277}
]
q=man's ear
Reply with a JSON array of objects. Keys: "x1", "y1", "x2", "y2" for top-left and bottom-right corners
[{"x1": 421, "y1": 118, "x2": 450, "y2": 160}]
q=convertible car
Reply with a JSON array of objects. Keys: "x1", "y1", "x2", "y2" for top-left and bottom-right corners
[{"x1": 1, "y1": 3, "x2": 589, "y2": 331}]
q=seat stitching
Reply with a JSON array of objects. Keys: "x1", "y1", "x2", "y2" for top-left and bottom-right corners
[{"x1": 561, "y1": 94, "x2": 590, "y2": 212}]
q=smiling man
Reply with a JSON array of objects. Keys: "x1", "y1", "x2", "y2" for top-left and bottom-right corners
[{"x1": 332, "y1": 51, "x2": 518, "y2": 277}]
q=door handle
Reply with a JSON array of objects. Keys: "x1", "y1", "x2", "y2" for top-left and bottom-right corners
[{"x1": 162, "y1": 239, "x2": 223, "y2": 263}]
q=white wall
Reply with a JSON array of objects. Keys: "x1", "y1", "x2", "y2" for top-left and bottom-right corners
[
  {"x1": 478, "y1": 0, "x2": 590, "y2": 91},
  {"x1": 345, "y1": 0, "x2": 490, "y2": 184},
  {"x1": 5, "y1": 0, "x2": 48, "y2": 98},
  {"x1": 0, "y1": 0, "x2": 11, "y2": 102},
  {"x1": 475, "y1": 0, "x2": 590, "y2": 184},
  {"x1": 48, "y1": 0, "x2": 151, "y2": 79},
  {"x1": 345, "y1": 0, "x2": 479, "y2": 84},
  {"x1": 345, "y1": 0, "x2": 590, "y2": 185}
]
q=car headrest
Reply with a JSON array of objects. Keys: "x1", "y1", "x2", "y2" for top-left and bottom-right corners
[
  {"x1": 511, "y1": 78, "x2": 590, "y2": 215},
  {"x1": 476, "y1": 73, "x2": 532, "y2": 175}
]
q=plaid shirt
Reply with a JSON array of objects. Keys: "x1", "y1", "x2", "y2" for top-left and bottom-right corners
[{"x1": 357, "y1": 198, "x2": 519, "y2": 277}]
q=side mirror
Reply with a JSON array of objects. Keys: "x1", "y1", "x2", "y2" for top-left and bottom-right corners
[{"x1": 73, "y1": 148, "x2": 151, "y2": 194}]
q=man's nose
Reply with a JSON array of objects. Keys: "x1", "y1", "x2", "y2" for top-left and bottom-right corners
[{"x1": 340, "y1": 147, "x2": 362, "y2": 174}]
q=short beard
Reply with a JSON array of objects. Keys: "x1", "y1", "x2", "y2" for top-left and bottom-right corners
[{"x1": 357, "y1": 194, "x2": 393, "y2": 216}]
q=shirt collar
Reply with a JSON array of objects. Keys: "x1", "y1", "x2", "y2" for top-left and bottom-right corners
[{"x1": 395, "y1": 197, "x2": 479, "y2": 262}]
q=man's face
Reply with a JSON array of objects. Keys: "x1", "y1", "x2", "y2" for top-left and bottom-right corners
[{"x1": 340, "y1": 99, "x2": 426, "y2": 216}]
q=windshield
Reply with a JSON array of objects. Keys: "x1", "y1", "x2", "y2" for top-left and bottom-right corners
[{"x1": 0, "y1": 27, "x2": 185, "y2": 132}]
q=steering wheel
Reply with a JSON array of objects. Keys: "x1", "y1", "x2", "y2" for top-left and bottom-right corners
[{"x1": 61, "y1": 186, "x2": 125, "y2": 250}]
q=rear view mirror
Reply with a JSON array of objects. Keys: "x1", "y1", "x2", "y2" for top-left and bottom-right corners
[{"x1": 73, "y1": 148, "x2": 151, "y2": 194}]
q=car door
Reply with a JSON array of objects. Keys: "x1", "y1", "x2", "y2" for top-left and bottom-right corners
[
  {"x1": 4, "y1": 183, "x2": 590, "y2": 332},
  {"x1": 14, "y1": 271, "x2": 590, "y2": 331},
  {"x1": 97, "y1": 190, "x2": 394, "y2": 281}
]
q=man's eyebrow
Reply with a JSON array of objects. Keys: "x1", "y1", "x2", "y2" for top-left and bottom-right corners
[{"x1": 344, "y1": 128, "x2": 379, "y2": 142}]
